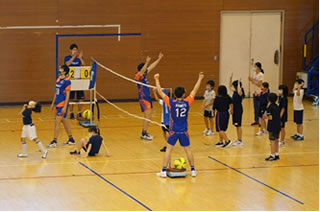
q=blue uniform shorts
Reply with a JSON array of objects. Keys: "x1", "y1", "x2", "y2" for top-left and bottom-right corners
[
  {"x1": 56, "y1": 106, "x2": 69, "y2": 118},
  {"x1": 167, "y1": 131, "x2": 190, "y2": 147},
  {"x1": 139, "y1": 97, "x2": 153, "y2": 112}
]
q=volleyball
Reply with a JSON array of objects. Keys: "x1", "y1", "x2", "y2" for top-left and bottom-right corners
[
  {"x1": 82, "y1": 109, "x2": 91, "y2": 120},
  {"x1": 174, "y1": 157, "x2": 187, "y2": 169}
]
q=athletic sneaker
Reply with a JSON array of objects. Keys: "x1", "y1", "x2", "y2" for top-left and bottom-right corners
[
  {"x1": 156, "y1": 170, "x2": 167, "y2": 178},
  {"x1": 140, "y1": 133, "x2": 153, "y2": 140},
  {"x1": 64, "y1": 140, "x2": 76, "y2": 145},
  {"x1": 232, "y1": 140, "x2": 243, "y2": 146},
  {"x1": 191, "y1": 170, "x2": 197, "y2": 177},
  {"x1": 47, "y1": 140, "x2": 57, "y2": 148},
  {"x1": 70, "y1": 150, "x2": 80, "y2": 155},
  {"x1": 222, "y1": 140, "x2": 232, "y2": 148},
  {"x1": 206, "y1": 130, "x2": 214, "y2": 136},
  {"x1": 215, "y1": 141, "x2": 224, "y2": 147},
  {"x1": 160, "y1": 146, "x2": 167, "y2": 152},
  {"x1": 77, "y1": 112, "x2": 82, "y2": 119},
  {"x1": 256, "y1": 131, "x2": 265, "y2": 136},
  {"x1": 291, "y1": 134, "x2": 298, "y2": 139},
  {"x1": 17, "y1": 153, "x2": 28, "y2": 158},
  {"x1": 251, "y1": 121, "x2": 259, "y2": 126},
  {"x1": 265, "y1": 155, "x2": 280, "y2": 161},
  {"x1": 70, "y1": 112, "x2": 75, "y2": 120},
  {"x1": 42, "y1": 150, "x2": 48, "y2": 159},
  {"x1": 279, "y1": 141, "x2": 285, "y2": 146},
  {"x1": 263, "y1": 130, "x2": 269, "y2": 134},
  {"x1": 295, "y1": 135, "x2": 304, "y2": 141},
  {"x1": 202, "y1": 128, "x2": 209, "y2": 134}
]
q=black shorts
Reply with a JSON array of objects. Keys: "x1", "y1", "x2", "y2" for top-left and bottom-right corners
[
  {"x1": 216, "y1": 111, "x2": 229, "y2": 132},
  {"x1": 269, "y1": 131, "x2": 280, "y2": 140},
  {"x1": 70, "y1": 91, "x2": 85, "y2": 100},
  {"x1": 294, "y1": 110, "x2": 303, "y2": 124},
  {"x1": 280, "y1": 121, "x2": 286, "y2": 128},
  {"x1": 162, "y1": 124, "x2": 170, "y2": 133},
  {"x1": 259, "y1": 107, "x2": 266, "y2": 118},
  {"x1": 204, "y1": 110, "x2": 214, "y2": 118},
  {"x1": 82, "y1": 144, "x2": 97, "y2": 156},
  {"x1": 232, "y1": 111, "x2": 243, "y2": 127}
]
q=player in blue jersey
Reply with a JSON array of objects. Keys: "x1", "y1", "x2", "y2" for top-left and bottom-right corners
[
  {"x1": 153, "y1": 88, "x2": 171, "y2": 152},
  {"x1": 154, "y1": 72, "x2": 204, "y2": 178},
  {"x1": 48, "y1": 65, "x2": 75, "y2": 148},
  {"x1": 135, "y1": 52, "x2": 164, "y2": 140},
  {"x1": 64, "y1": 43, "x2": 85, "y2": 120}
]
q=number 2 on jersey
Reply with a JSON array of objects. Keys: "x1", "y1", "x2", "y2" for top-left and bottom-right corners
[{"x1": 175, "y1": 108, "x2": 186, "y2": 118}]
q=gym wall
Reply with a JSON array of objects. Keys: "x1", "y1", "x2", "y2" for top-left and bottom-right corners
[{"x1": 0, "y1": 0, "x2": 318, "y2": 103}]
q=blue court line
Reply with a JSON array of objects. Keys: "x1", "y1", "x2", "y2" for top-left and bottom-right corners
[
  {"x1": 208, "y1": 156, "x2": 304, "y2": 205},
  {"x1": 57, "y1": 33, "x2": 142, "y2": 37},
  {"x1": 55, "y1": 32, "x2": 142, "y2": 77},
  {"x1": 79, "y1": 162, "x2": 152, "y2": 211}
]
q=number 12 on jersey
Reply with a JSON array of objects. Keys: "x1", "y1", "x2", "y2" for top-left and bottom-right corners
[{"x1": 175, "y1": 108, "x2": 187, "y2": 118}]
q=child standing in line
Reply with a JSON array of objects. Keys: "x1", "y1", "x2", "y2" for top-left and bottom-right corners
[
  {"x1": 70, "y1": 126, "x2": 110, "y2": 157},
  {"x1": 264, "y1": 93, "x2": 281, "y2": 161},
  {"x1": 278, "y1": 85, "x2": 289, "y2": 146},
  {"x1": 229, "y1": 74, "x2": 245, "y2": 146},
  {"x1": 17, "y1": 101, "x2": 48, "y2": 159},
  {"x1": 201, "y1": 80, "x2": 216, "y2": 136},
  {"x1": 256, "y1": 82, "x2": 270, "y2": 136},
  {"x1": 213, "y1": 85, "x2": 233, "y2": 148},
  {"x1": 153, "y1": 88, "x2": 171, "y2": 152},
  {"x1": 291, "y1": 79, "x2": 305, "y2": 141}
]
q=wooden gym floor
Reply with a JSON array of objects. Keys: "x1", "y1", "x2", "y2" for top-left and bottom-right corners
[{"x1": 0, "y1": 98, "x2": 318, "y2": 211}]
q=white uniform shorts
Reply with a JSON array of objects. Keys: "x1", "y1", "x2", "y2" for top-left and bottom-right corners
[{"x1": 21, "y1": 124, "x2": 37, "y2": 140}]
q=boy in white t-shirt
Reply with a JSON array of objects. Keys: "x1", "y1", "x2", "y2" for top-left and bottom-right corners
[
  {"x1": 201, "y1": 80, "x2": 216, "y2": 136},
  {"x1": 291, "y1": 79, "x2": 305, "y2": 141}
]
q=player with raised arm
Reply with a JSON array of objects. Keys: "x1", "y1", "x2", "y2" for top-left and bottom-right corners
[
  {"x1": 154, "y1": 72, "x2": 204, "y2": 178},
  {"x1": 135, "y1": 52, "x2": 164, "y2": 140}
]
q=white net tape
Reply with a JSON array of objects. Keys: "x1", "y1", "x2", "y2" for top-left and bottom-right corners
[
  {"x1": 96, "y1": 91, "x2": 165, "y2": 128},
  {"x1": 91, "y1": 57, "x2": 156, "y2": 89}
]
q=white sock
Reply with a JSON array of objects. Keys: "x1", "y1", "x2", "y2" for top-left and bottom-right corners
[
  {"x1": 297, "y1": 133, "x2": 303, "y2": 137},
  {"x1": 275, "y1": 152, "x2": 279, "y2": 156},
  {"x1": 36, "y1": 140, "x2": 46, "y2": 153},
  {"x1": 22, "y1": 142, "x2": 27, "y2": 154}
]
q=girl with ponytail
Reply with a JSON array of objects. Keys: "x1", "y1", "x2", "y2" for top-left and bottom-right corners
[{"x1": 70, "y1": 126, "x2": 110, "y2": 157}]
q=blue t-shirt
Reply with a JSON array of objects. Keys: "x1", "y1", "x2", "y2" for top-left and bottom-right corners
[
  {"x1": 22, "y1": 108, "x2": 32, "y2": 125},
  {"x1": 278, "y1": 96, "x2": 288, "y2": 122},
  {"x1": 135, "y1": 71, "x2": 151, "y2": 99},
  {"x1": 232, "y1": 91, "x2": 243, "y2": 113},
  {"x1": 88, "y1": 135, "x2": 103, "y2": 155},
  {"x1": 64, "y1": 55, "x2": 81, "y2": 67},
  {"x1": 56, "y1": 77, "x2": 71, "y2": 107},
  {"x1": 260, "y1": 91, "x2": 269, "y2": 110},
  {"x1": 162, "y1": 96, "x2": 194, "y2": 132}
]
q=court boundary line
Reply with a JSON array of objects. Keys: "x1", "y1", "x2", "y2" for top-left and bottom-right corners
[
  {"x1": 79, "y1": 161, "x2": 152, "y2": 211},
  {"x1": 208, "y1": 156, "x2": 304, "y2": 205}
]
